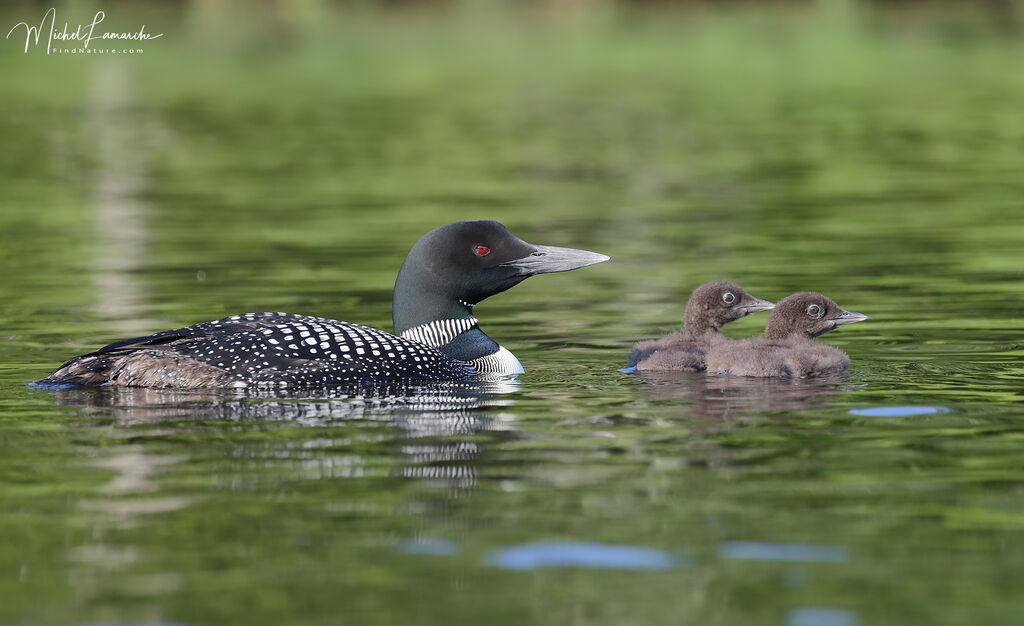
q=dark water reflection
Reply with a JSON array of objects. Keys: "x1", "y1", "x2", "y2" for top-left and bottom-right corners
[
  {"x1": 38, "y1": 377, "x2": 525, "y2": 493},
  {"x1": 632, "y1": 371, "x2": 857, "y2": 418},
  {"x1": 38, "y1": 377, "x2": 520, "y2": 430}
]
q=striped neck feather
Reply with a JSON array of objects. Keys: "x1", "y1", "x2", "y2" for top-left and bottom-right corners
[
  {"x1": 399, "y1": 318, "x2": 479, "y2": 349},
  {"x1": 399, "y1": 318, "x2": 524, "y2": 376}
]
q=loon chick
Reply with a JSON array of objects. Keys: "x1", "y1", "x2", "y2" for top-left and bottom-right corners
[
  {"x1": 705, "y1": 292, "x2": 867, "y2": 378},
  {"x1": 40, "y1": 220, "x2": 609, "y2": 389},
  {"x1": 626, "y1": 281, "x2": 774, "y2": 371}
]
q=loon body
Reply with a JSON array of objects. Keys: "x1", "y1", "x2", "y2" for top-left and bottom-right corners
[
  {"x1": 41, "y1": 221, "x2": 608, "y2": 388},
  {"x1": 706, "y1": 292, "x2": 867, "y2": 378},
  {"x1": 626, "y1": 281, "x2": 774, "y2": 372}
]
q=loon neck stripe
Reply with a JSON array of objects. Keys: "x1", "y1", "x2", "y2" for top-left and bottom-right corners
[{"x1": 400, "y1": 317, "x2": 479, "y2": 348}]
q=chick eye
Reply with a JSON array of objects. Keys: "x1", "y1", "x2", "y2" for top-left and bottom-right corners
[
  {"x1": 722, "y1": 292, "x2": 736, "y2": 305},
  {"x1": 806, "y1": 304, "x2": 824, "y2": 318},
  {"x1": 474, "y1": 245, "x2": 490, "y2": 257}
]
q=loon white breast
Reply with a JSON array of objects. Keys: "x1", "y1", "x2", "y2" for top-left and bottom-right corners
[{"x1": 399, "y1": 317, "x2": 524, "y2": 376}]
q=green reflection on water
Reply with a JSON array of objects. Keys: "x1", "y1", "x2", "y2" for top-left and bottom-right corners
[{"x1": 1, "y1": 2, "x2": 1024, "y2": 625}]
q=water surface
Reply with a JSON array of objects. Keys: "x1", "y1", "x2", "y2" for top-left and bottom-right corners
[{"x1": 1, "y1": 3, "x2": 1023, "y2": 625}]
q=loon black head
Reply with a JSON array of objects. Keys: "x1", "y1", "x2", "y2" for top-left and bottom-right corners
[
  {"x1": 683, "y1": 281, "x2": 775, "y2": 336},
  {"x1": 764, "y1": 292, "x2": 868, "y2": 340},
  {"x1": 391, "y1": 220, "x2": 609, "y2": 371}
]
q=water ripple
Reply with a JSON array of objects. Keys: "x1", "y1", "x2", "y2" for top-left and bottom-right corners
[
  {"x1": 719, "y1": 541, "x2": 848, "y2": 563},
  {"x1": 487, "y1": 541, "x2": 679, "y2": 570},
  {"x1": 850, "y1": 405, "x2": 951, "y2": 418},
  {"x1": 785, "y1": 607, "x2": 860, "y2": 626}
]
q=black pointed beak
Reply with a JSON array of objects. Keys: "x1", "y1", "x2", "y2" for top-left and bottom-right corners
[
  {"x1": 744, "y1": 298, "x2": 775, "y2": 314},
  {"x1": 501, "y1": 244, "x2": 610, "y2": 276},
  {"x1": 831, "y1": 309, "x2": 868, "y2": 326}
]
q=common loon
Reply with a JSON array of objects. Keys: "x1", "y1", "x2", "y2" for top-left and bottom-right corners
[
  {"x1": 624, "y1": 281, "x2": 774, "y2": 372},
  {"x1": 705, "y1": 292, "x2": 867, "y2": 378},
  {"x1": 40, "y1": 220, "x2": 609, "y2": 389}
]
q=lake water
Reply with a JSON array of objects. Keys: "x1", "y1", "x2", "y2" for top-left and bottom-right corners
[{"x1": 2, "y1": 3, "x2": 1023, "y2": 625}]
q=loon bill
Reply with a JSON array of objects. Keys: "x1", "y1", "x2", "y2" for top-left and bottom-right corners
[{"x1": 39, "y1": 220, "x2": 609, "y2": 389}]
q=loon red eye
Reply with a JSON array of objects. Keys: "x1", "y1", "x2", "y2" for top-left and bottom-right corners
[{"x1": 474, "y1": 245, "x2": 490, "y2": 256}]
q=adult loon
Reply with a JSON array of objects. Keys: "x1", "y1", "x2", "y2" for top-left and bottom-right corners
[
  {"x1": 40, "y1": 220, "x2": 609, "y2": 389},
  {"x1": 624, "y1": 281, "x2": 774, "y2": 372},
  {"x1": 705, "y1": 292, "x2": 867, "y2": 378}
]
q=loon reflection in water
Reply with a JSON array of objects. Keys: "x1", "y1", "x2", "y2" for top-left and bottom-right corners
[
  {"x1": 633, "y1": 370, "x2": 861, "y2": 419},
  {"x1": 39, "y1": 376, "x2": 523, "y2": 490}
]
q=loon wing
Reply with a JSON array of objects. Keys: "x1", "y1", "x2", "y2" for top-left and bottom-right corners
[
  {"x1": 93, "y1": 312, "x2": 317, "y2": 355},
  {"x1": 44, "y1": 312, "x2": 473, "y2": 388}
]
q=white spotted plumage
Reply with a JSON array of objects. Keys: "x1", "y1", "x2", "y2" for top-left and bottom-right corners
[{"x1": 100, "y1": 312, "x2": 474, "y2": 387}]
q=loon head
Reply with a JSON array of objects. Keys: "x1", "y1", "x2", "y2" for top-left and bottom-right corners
[
  {"x1": 764, "y1": 292, "x2": 868, "y2": 340},
  {"x1": 682, "y1": 281, "x2": 775, "y2": 336},
  {"x1": 392, "y1": 220, "x2": 609, "y2": 370}
]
